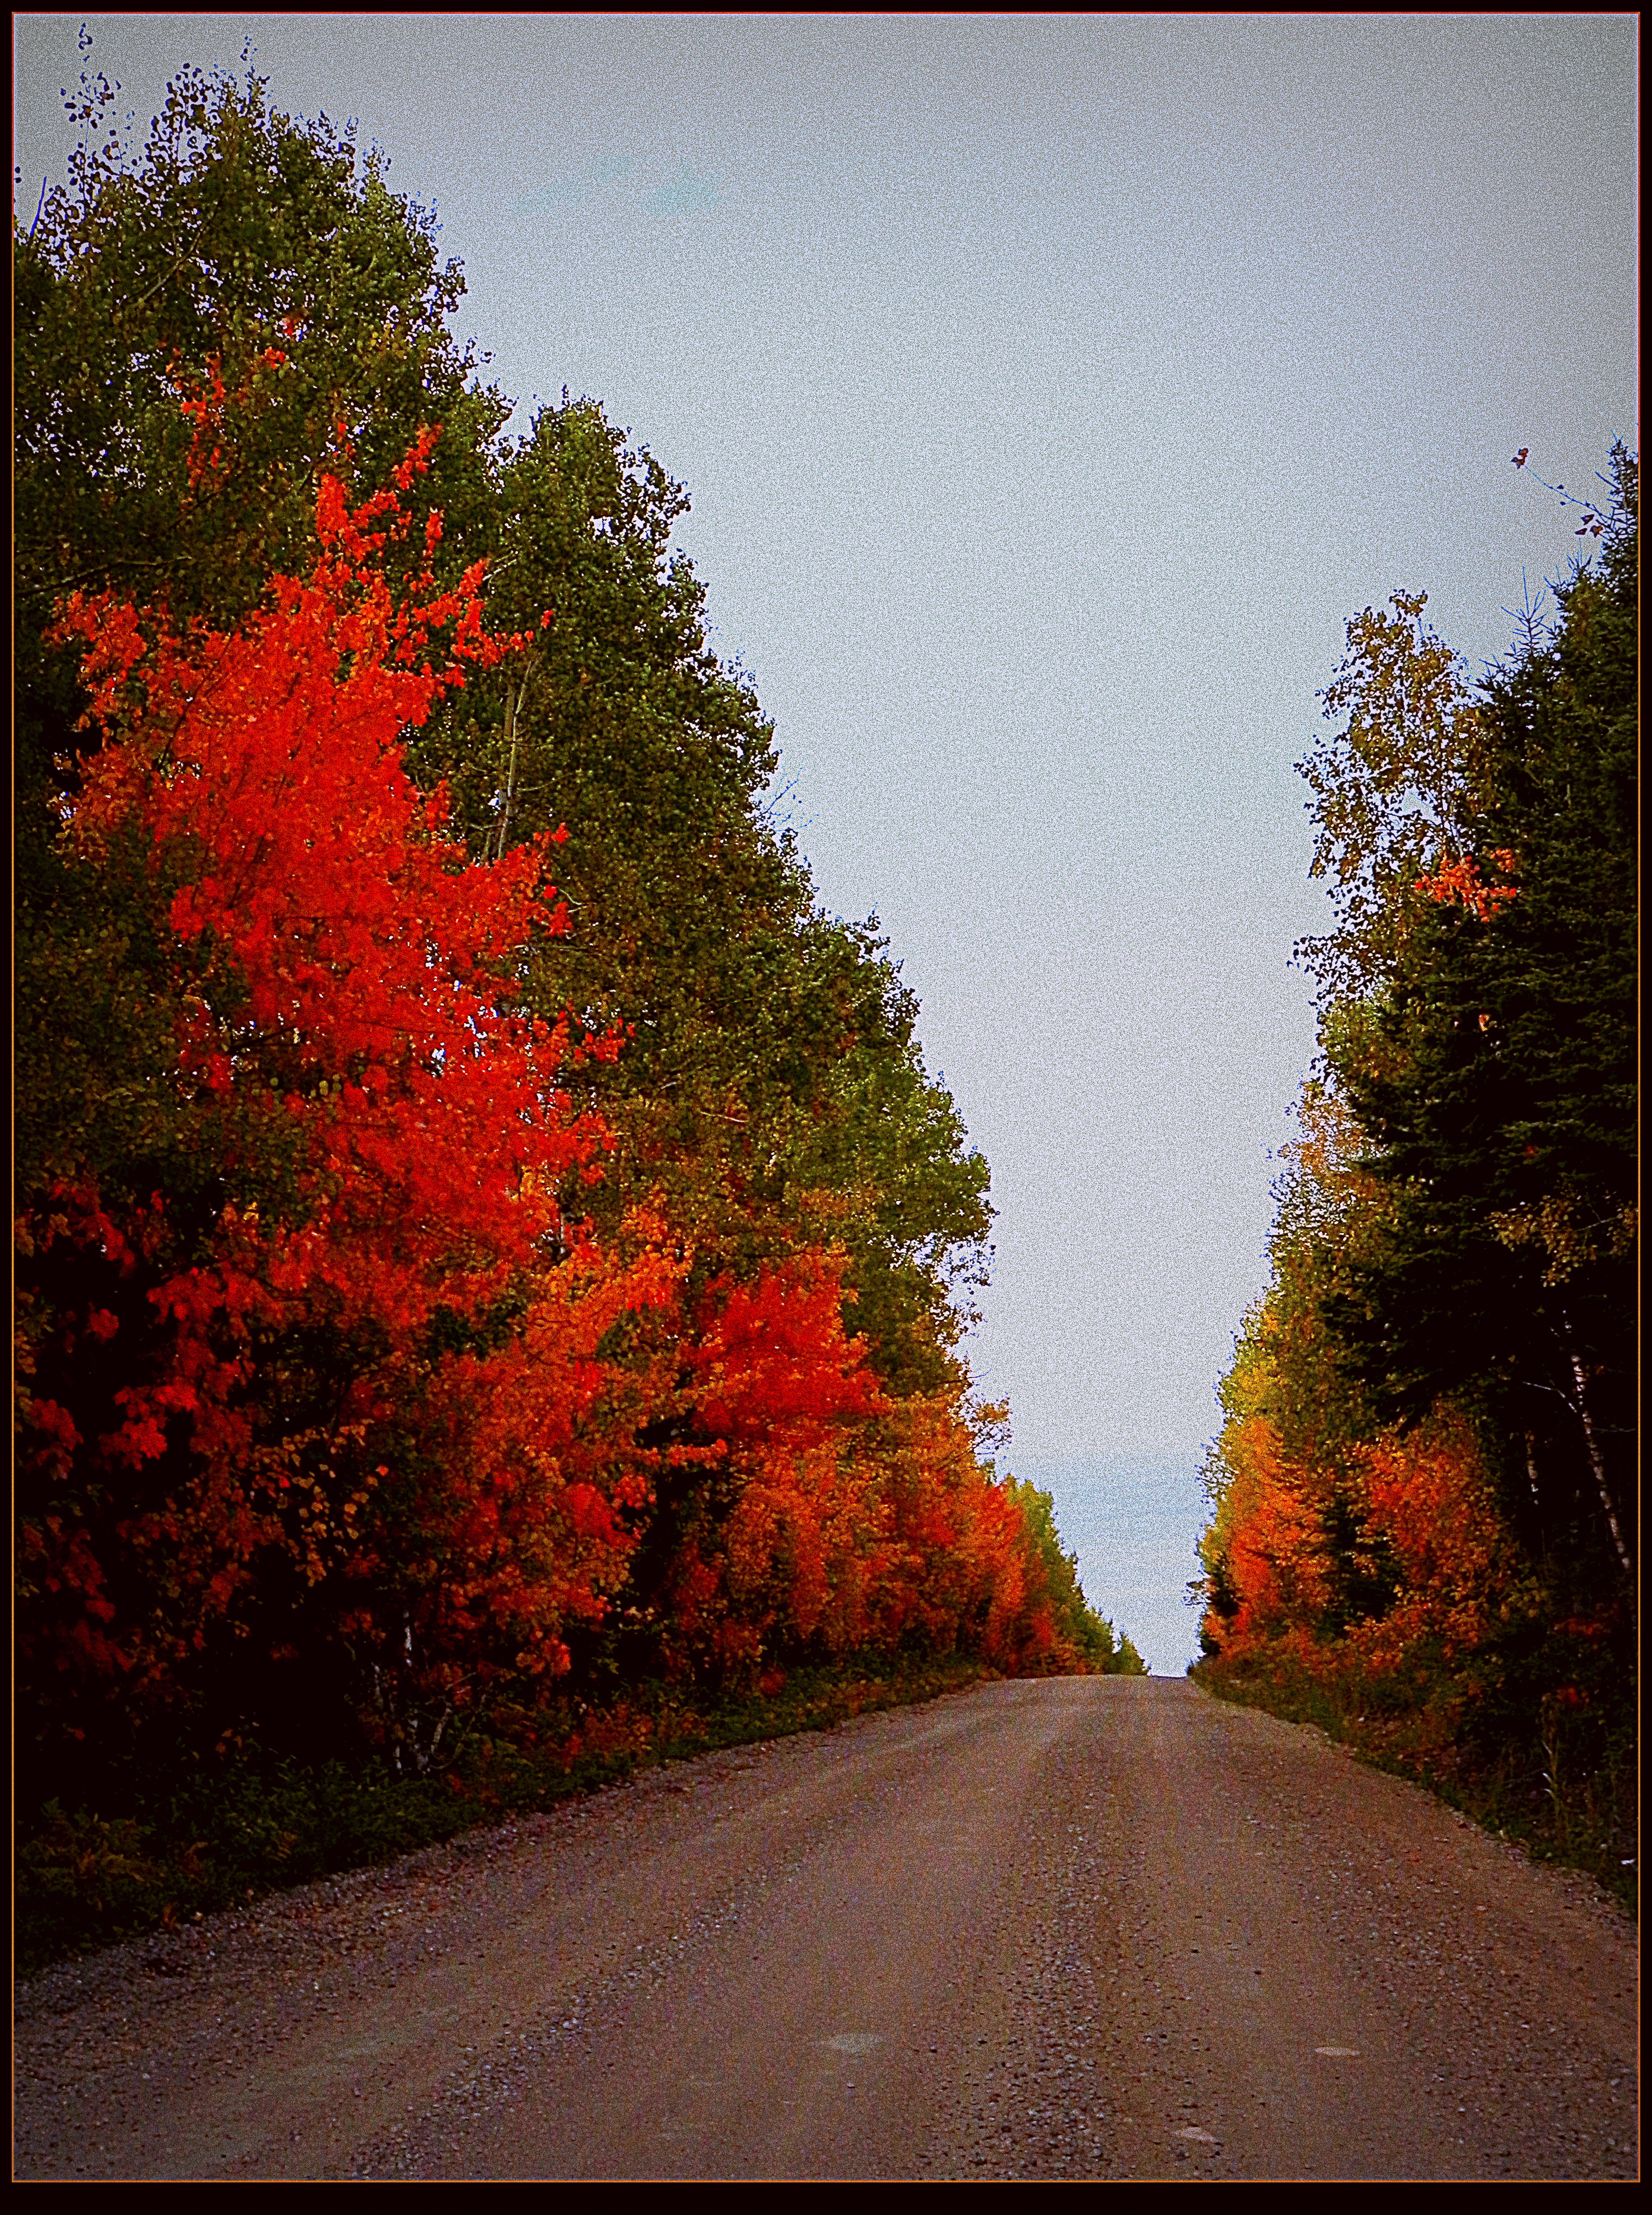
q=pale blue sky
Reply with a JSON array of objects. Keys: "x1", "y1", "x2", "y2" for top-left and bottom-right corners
[{"x1": 15, "y1": 15, "x2": 1637, "y2": 1664}]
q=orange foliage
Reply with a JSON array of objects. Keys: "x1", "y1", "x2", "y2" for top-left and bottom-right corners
[
  {"x1": 1202, "y1": 1399, "x2": 1514, "y2": 1683},
  {"x1": 20, "y1": 429, "x2": 1074, "y2": 1757},
  {"x1": 19, "y1": 446, "x2": 610, "y2": 1724},
  {"x1": 1345, "y1": 1411, "x2": 1514, "y2": 1671},
  {"x1": 1204, "y1": 1413, "x2": 1333, "y2": 1651},
  {"x1": 1414, "y1": 849, "x2": 1518, "y2": 921}
]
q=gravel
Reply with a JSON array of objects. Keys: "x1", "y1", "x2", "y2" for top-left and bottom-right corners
[{"x1": 14, "y1": 1679, "x2": 1637, "y2": 2180}]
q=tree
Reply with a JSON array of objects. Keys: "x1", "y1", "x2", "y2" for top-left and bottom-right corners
[
  {"x1": 412, "y1": 395, "x2": 833, "y2": 1203},
  {"x1": 15, "y1": 447, "x2": 633, "y2": 1784},
  {"x1": 16, "y1": 45, "x2": 511, "y2": 1222},
  {"x1": 1324, "y1": 449, "x2": 1637, "y2": 1582},
  {"x1": 409, "y1": 393, "x2": 995, "y2": 1382},
  {"x1": 17, "y1": 50, "x2": 1085, "y2": 1847},
  {"x1": 1295, "y1": 590, "x2": 1499, "y2": 1012},
  {"x1": 1194, "y1": 455, "x2": 1635, "y2": 1882},
  {"x1": 15, "y1": 48, "x2": 995, "y2": 1402},
  {"x1": 15, "y1": 44, "x2": 502, "y2": 637},
  {"x1": 1001, "y1": 1479, "x2": 1146, "y2": 1672}
]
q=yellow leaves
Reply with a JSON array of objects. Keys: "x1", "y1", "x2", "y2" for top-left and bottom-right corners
[
  {"x1": 1298, "y1": 588, "x2": 1495, "y2": 1003},
  {"x1": 1490, "y1": 1190, "x2": 1638, "y2": 1285}
]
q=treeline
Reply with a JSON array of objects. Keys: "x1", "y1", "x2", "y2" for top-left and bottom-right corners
[
  {"x1": 15, "y1": 58, "x2": 1143, "y2": 1846},
  {"x1": 1194, "y1": 451, "x2": 1637, "y2": 1889}
]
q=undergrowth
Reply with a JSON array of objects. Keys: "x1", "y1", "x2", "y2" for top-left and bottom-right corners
[
  {"x1": 1189, "y1": 1648, "x2": 1637, "y2": 1917},
  {"x1": 15, "y1": 1654, "x2": 993, "y2": 1979}
]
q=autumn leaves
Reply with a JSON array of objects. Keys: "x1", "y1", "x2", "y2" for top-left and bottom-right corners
[
  {"x1": 17, "y1": 408, "x2": 1099, "y2": 1796},
  {"x1": 1195, "y1": 457, "x2": 1637, "y2": 1859}
]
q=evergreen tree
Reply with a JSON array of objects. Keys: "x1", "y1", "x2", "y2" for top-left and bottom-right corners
[{"x1": 1325, "y1": 448, "x2": 1637, "y2": 1582}]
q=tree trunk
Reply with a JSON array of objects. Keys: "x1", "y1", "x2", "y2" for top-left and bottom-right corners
[{"x1": 1559, "y1": 1323, "x2": 1632, "y2": 1576}]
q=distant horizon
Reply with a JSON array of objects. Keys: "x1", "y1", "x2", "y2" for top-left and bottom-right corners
[
  {"x1": 1007, "y1": 1445, "x2": 1207, "y2": 1475},
  {"x1": 1010, "y1": 1448, "x2": 1209, "y2": 1676}
]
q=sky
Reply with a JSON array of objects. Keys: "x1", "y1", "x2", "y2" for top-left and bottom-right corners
[{"x1": 14, "y1": 14, "x2": 1638, "y2": 1668}]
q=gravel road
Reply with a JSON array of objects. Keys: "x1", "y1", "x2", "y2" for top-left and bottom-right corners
[{"x1": 14, "y1": 1677, "x2": 1638, "y2": 2181}]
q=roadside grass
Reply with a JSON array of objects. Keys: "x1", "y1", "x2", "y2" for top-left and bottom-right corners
[
  {"x1": 1189, "y1": 1651, "x2": 1637, "y2": 1917},
  {"x1": 15, "y1": 1654, "x2": 992, "y2": 1979}
]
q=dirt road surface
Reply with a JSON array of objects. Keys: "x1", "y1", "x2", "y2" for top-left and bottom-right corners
[{"x1": 14, "y1": 1677, "x2": 1638, "y2": 2180}]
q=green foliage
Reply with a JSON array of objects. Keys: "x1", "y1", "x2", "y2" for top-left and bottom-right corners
[
  {"x1": 777, "y1": 981, "x2": 994, "y2": 1393},
  {"x1": 408, "y1": 391, "x2": 995, "y2": 1375},
  {"x1": 1255, "y1": 1088, "x2": 1386, "y2": 1470},
  {"x1": 16, "y1": 42, "x2": 993, "y2": 1384},
  {"x1": 15, "y1": 45, "x2": 506, "y2": 1216},
  {"x1": 1322, "y1": 448, "x2": 1637, "y2": 1581},
  {"x1": 15, "y1": 46, "x2": 503, "y2": 636},
  {"x1": 1296, "y1": 590, "x2": 1495, "y2": 1007},
  {"x1": 13, "y1": 45, "x2": 1103, "y2": 1980},
  {"x1": 409, "y1": 393, "x2": 824, "y2": 1184},
  {"x1": 1198, "y1": 444, "x2": 1637, "y2": 1902}
]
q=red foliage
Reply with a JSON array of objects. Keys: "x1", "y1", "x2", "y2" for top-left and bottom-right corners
[
  {"x1": 1415, "y1": 849, "x2": 1518, "y2": 922},
  {"x1": 19, "y1": 425, "x2": 1074, "y2": 1768},
  {"x1": 20, "y1": 444, "x2": 609, "y2": 1729},
  {"x1": 1201, "y1": 1400, "x2": 1514, "y2": 1682}
]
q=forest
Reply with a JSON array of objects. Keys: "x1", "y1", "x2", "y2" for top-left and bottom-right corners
[
  {"x1": 1192, "y1": 448, "x2": 1637, "y2": 1897},
  {"x1": 15, "y1": 58, "x2": 1144, "y2": 1958}
]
